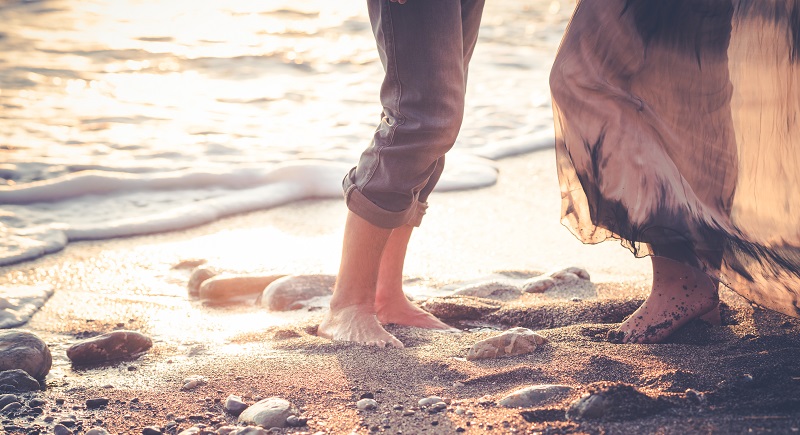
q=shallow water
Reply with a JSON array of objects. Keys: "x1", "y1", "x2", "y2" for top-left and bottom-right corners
[{"x1": 0, "y1": 0, "x2": 572, "y2": 265}]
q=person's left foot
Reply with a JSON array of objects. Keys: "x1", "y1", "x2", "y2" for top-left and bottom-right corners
[
  {"x1": 375, "y1": 296, "x2": 458, "y2": 331},
  {"x1": 608, "y1": 257, "x2": 719, "y2": 344}
]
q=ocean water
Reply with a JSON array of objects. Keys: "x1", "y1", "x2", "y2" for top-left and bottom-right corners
[{"x1": 0, "y1": 0, "x2": 572, "y2": 266}]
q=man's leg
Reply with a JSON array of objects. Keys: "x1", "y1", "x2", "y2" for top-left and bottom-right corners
[{"x1": 318, "y1": 211, "x2": 404, "y2": 348}]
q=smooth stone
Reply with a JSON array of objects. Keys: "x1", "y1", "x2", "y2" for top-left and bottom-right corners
[
  {"x1": 86, "y1": 397, "x2": 109, "y2": 409},
  {"x1": 85, "y1": 428, "x2": 110, "y2": 435},
  {"x1": 224, "y1": 394, "x2": 248, "y2": 415},
  {"x1": 181, "y1": 375, "x2": 207, "y2": 391},
  {"x1": 466, "y1": 327, "x2": 548, "y2": 361},
  {"x1": 452, "y1": 282, "x2": 522, "y2": 301},
  {"x1": 521, "y1": 277, "x2": 556, "y2": 293},
  {"x1": 232, "y1": 428, "x2": 270, "y2": 435},
  {"x1": 0, "y1": 393, "x2": 18, "y2": 408},
  {"x1": 187, "y1": 267, "x2": 218, "y2": 297},
  {"x1": 498, "y1": 385, "x2": 573, "y2": 408},
  {"x1": 172, "y1": 259, "x2": 207, "y2": 270},
  {"x1": 1, "y1": 400, "x2": 22, "y2": 413},
  {"x1": 142, "y1": 427, "x2": 162, "y2": 435},
  {"x1": 421, "y1": 296, "x2": 502, "y2": 320},
  {"x1": 238, "y1": 397, "x2": 297, "y2": 428},
  {"x1": 0, "y1": 285, "x2": 55, "y2": 329},
  {"x1": 66, "y1": 330, "x2": 152, "y2": 365},
  {"x1": 176, "y1": 427, "x2": 201, "y2": 435},
  {"x1": 356, "y1": 398, "x2": 378, "y2": 410},
  {"x1": 200, "y1": 275, "x2": 285, "y2": 302},
  {"x1": 551, "y1": 267, "x2": 590, "y2": 281},
  {"x1": 259, "y1": 275, "x2": 335, "y2": 311},
  {"x1": 53, "y1": 424, "x2": 72, "y2": 435},
  {"x1": 0, "y1": 329, "x2": 52, "y2": 380},
  {"x1": 214, "y1": 426, "x2": 237, "y2": 435},
  {"x1": 0, "y1": 369, "x2": 40, "y2": 392},
  {"x1": 418, "y1": 396, "x2": 444, "y2": 407}
]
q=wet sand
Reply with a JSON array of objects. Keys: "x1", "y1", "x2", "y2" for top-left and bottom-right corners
[{"x1": 3, "y1": 150, "x2": 800, "y2": 434}]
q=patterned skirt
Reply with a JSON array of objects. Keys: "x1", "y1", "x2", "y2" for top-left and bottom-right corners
[{"x1": 550, "y1": 0, "x2": 800, "y2": 317}]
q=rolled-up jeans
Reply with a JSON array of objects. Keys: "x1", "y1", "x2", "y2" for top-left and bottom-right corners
[{"x1": 343, "y1": 0, "x2": 485, "y2": 229}]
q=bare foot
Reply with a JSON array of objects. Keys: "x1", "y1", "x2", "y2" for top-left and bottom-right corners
[
  {"x1": 608, "y1": 257, "x2": 719, "y2": 344},
  {"x1": 318, "y1": 304, "x2": 404, "y2": 348},
  {"x1": 375, "y1": 296, "x2": 458, "y2": 331}
]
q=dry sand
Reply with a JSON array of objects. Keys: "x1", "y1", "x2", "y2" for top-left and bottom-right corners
[{"x1": 2, "y1": 150, "x2": 800, "y2": 434}]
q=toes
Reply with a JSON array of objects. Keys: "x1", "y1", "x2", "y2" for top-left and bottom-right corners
[{"x1": 388, "y1": 336, "x2": 404, "y2": 349}]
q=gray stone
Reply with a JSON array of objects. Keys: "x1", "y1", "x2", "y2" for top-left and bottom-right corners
[
  {"x1": 0, "y1": 369, "x2": 40, "y2": 392},
  {"x1": 421, "y1": 296, "x2": 502, "y2": 320},
  {"x1": 200, "y1": 275, "x2": 285, "y2": 301},
  {"x1": 187, "y1": 267, "x2": 218, "y2": 297},
  {"x1": 466, "y1": 327, "x2": 548, "y2": 361},
  {"x1": 0, "y1": 393, "x2": 18, "y2": 408},
  {"x1": 551, "y1": 267, "x2": 590, "y2": 281},
  {"x1": 521, "y1": 277, "x2": 557, "y2": 293},
  {"x1": 498, "y1": 385, "x2": 573, "y2": 408},
  {"x1": 356, "y1": 398, "x2": 378, "y2": 410},
  {"x1": 67, "y1": 330, "x2": 152, "y2": 365},
  {"x1": 181, "y1": 375, "x2": 207, "y2": 391},
  {"x1": 0, "y1": 285, "x2": 55, "y2": 329},
  {"x1": 214, "y1": 426, "x2": 237, "y2": 435},
  {"x1": 232, "y1": 428, "x2": 270, "y2": 435},
  {"x1": 86, "y1": 397, "x2": 109, "y2": 409},
  {"x1": 176, "y1": 427, "x2": 201, "y2": 435},
  {"x1": 224, "y1": 394, "x2": 248, "y2": 415},
  {"x1": 238, "y1": 397, "x2": 297, "y2": 428},
  {"x1": 142, "y1": 427, "x2": 163, "y2": 435},
  {"x1": 566, "y1": 383, "x2": 661, "y2": 421},
  {"x1": 53, "y1": 424, "x2": 72, "y2": 435},
  {"x1": 85, "y1": 428, "x2": 110, "y2": 435},
  {"x1": 1, "y1": 400, "x2": 22, "y2": 413},
  {"x1": 452, "y1": 282, "x2": 522, "y2": 301},
  {"x1": 259, "y1": 275, "x2": 335, "y2": 311},
  {"x1": 0, "y1": 329, "x2": 52, "y2": 379},
  {"x1": 566, "y1": 393, "x2": 607, "y2": 420},
  {"x1": 418, "y1": 396, "x2": 444, "y2": 407}
]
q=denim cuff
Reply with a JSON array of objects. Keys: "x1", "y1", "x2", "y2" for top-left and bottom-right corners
[{"x1": 344, "y1": 185, "x2": 428, "y2": 229}]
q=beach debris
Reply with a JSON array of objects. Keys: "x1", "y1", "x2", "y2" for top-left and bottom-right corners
[
  {"x1": 199, "y1": 274, "x2": 285, "y2": 301},
  {"x1": 452, "y1": 281, "x2": 522, "y2": 301},
  {"x1": 498, "y1": 385, "x2": 573, "y2": 408},
  {"x1": 259, "y1": 274, "x2": 335, "y2": 311},
  {"x1": 181, "y1": 375, "x2": 207, "y2": 391},
  {"x1": 421, "y1": 295, "x2": 502, "y2": 320},
  {"x1": 0, "y1": 329, "x2": 52, "y2": 379},
  {"x1": 356, "y1": 398, "x2": 378, "y2": 410},
  {"x1": 0, "y1": 369, "x2": 40, "y2": 392},
  {"x1": 84, "y1": 428, "x2": 110, "y2": 435},
  {"x1": 67, "y1": 330, "x2": 153, "y2": 365},
  {"x1": 187, "y1": 267, "x2": 218, "y2": 297},
  {"x1": 0, "y1": 394, "x2": 18, "y2": 408},
  {"x1": 172, "y1": 258, "x2": 207, "y2": 270},
  {"x1": 466, "y1": 327, "x2": 548, "y2": 361},
  {"x1": 238, "y1": 397, "x2": 298, "y2": 428},
  {"x1": 224, "y1": 394, "x2": 248, "y2": 415},
  {"x1": 521, "y1": 276, "x2": 556, "y2": 293},
  {"x1": 85, "y1": 397, "x2": 109, "y2": 409},
  {"x1": 0, "y1": 285, "x2": 55, "y2": 329},
  {"x1": 566, "y1": 383, "x2": 662, "y2": 421},
  {"x1": 53, "y1": 424, "x2": 72, "y2": 435},
  {"x1": 418, "y1": 396, "x2": 445, "y2": 407}
]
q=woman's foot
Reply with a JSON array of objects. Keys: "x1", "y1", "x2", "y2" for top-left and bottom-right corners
[
  {"x1": 375, "y1": 294, "x2": 457, "y2": 331},
  {"x1": 318, "y1": 304, "x2": 404, "y2": 348},
  {"x1": 608, "y1": 256, "x2": 719, "y2": 344}
]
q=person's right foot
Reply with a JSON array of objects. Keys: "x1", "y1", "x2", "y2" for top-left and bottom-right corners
[{"x1": 318, "y1": 304, "x2": 404, "y2": 348}]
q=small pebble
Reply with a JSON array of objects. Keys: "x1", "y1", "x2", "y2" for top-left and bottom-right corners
[
  {"x1": 53, "y1": 424, "x2": 72, "y2": 435},
  {"x1": 86, "y1": 398, "x2": 109, "y2": 409},
  {"x1": 85, "y1": 428, "x2": 110, "y2": 435},
  {"x1": 418, "y1": 396, "x2": 444, "y2": 407},
  {"x1": 356, "y1": 398, "x2": 378, "y2": 411},
  {"x1": 142, "y1": 426, "x2": 162, "y2": 435},
  {"x1": 359, "y1": 392, "x2": 374, "y2": 400},
  {"x1": 402, "y1": 410, "x2": 415, "y2": 417},
  {"x1": 392, "y1": 404, "x2": 403, "y2": 411}
]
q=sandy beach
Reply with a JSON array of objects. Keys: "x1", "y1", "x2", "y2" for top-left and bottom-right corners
[{"x1": 1, "y1": 150, "x2": 799, "y2": 434}]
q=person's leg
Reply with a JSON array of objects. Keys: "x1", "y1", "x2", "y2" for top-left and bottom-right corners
[
  {"x1": 318, "y1": 211, "x2": 404, "y2": 348},
  {"x1": 609, "y1": 249, "x2": 719, "y2": 344},
  {"x1": 374, "y1": 224, "x2": 456, "y2": 329}
]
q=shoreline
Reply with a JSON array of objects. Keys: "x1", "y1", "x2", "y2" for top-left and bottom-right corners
[{"x1": 1, "y1": 151, "x2": 799, "y2": 434}]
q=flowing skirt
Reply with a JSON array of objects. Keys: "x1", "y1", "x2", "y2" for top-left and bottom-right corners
[{"x1": 550, "y1": 0, "x2": 800, "y2": 318}]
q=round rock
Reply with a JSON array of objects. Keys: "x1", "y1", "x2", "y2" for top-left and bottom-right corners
[
  {"x1": 466, "y1": 327, "x2": 548, "y2": 361},
  {"x1": 0, "y1": 329, "x2": 52, "y2": 379},
  {"x1": 356, "y1": 398, "x2": 378, "y2": 410},
  {"x1": 187, "y1": 267, "x2": 218, "y2": 297},
  {"x1": 53, "y1": 424, "x2": 72, "y2": 435},
  {"x1": 259, "y1": 275, "x2": 335, "y2": 311},
  {"x1": 521, "y1": 277, "x2": 556, "y2": 294},
  {"x1": 0, "y1": 393, "x2": 19, "y2": 408},
  {"x1": 142, "y1": 427, "x2": 162, "y2": 435},
  {"x1": 85, "y1": 428, "x2": 110, "y2": 435},
  {"x1": 418, "y1": 396, "x2": 445, "y2": 407},
  {"x1": 498, "y1": 385, "x2": 573, "y2": 408},
  {"x1": 66, "y1": 330, "x2": 152, "y2": 365},
  {"x1": 200, "y1": 274, "x2": 285, "y2": 302},
  {"x1": 452, "y1": 282, "x2": 522, "y2": 301},
  {"x1": 0, "y1": 369, "x2": 40, "y2": 392},
  {"x1": 224, "y1": 394, "x2": 248, "y2": 416},
  {"x1": 238, "y1": 397, "x2": 297, "y2": 428}
]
